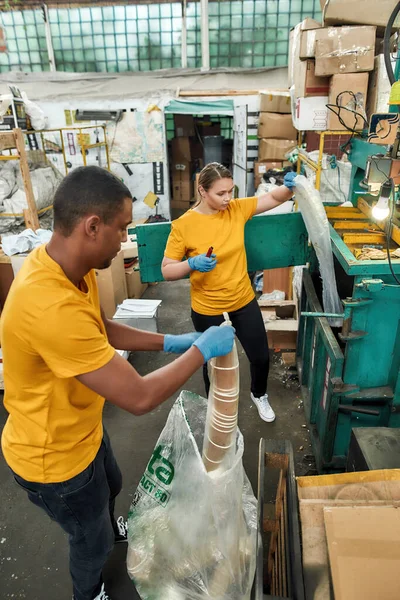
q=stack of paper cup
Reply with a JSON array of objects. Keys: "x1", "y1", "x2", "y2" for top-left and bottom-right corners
[{"x1": 202, "y1": 330, "x2": 240, "y2": 472}]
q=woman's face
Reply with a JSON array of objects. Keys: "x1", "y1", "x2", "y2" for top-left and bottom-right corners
[{"x1": 200, "y1": 177, "x2": 234, "y2": 211}]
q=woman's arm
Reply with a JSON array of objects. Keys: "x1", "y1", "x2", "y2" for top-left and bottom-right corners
[
  {"x1": 254, "y1": 185, "x2": 294, "y2": 216},
  {"x1": 162, "y1": 256, "x2": 192, "y2": 281}
]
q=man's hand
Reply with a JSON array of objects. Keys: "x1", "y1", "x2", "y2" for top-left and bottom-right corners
[
  {"x1": 163, "y1": 332, "x2": 202, "y2": 353},
  {"x1": 193, "y1": 325, "x2": 235, "y2": 363},
  {"x1": 188, "y1": 253, "x2": 217, "y2": 273}
]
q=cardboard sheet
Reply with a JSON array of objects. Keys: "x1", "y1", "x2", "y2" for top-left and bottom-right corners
[{"x1": 324, "y1": 506, "x2": 400, "y2": 600}]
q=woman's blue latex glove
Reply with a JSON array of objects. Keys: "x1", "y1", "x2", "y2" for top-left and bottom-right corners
[
  {"x1": 163, "y1": 332, "x2": 202, "y2": 353},
  {"x1": 188, "y1": 253, "x2": 217, "y2": 273},
  {"x1": 193, "y1": 325, "x2": 235, "y2": 363},
  {"x1": 284, "y1": 171, "x2": 297, "y2": 190}
]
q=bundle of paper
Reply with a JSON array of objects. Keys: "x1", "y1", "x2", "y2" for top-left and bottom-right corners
[
  {"x1": 354, "y1": 247, "x2": 400, "y2": 261},
  {"x1": 113, "y1": 299, "x2": 161, "y2": 319}
]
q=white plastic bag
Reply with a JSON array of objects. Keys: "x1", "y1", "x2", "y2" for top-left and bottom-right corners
[
  {"x1": 21, "y1": 92, "x2": 46, "y2": 130},
  {"x1": 127, "y1": 390, "x2": 257, "y2": 600},
  {"x1": 295, "y1": 175, "x2": 343, "y2": 327}
]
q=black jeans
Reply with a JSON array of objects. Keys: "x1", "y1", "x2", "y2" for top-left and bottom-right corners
[
  {"x1": 12, "y1": 428, "x2": 122, "y2": 600},
  {"x1": 191, "y1": 297, "x2": 269, "y2": 398}
]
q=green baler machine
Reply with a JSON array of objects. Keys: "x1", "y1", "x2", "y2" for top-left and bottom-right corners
[{"x1": 135, "y1": 197, "x2": 400, "y2": 473}]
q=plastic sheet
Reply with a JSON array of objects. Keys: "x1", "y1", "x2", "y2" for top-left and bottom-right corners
[
  {"x1": 127, "y1": 390, "x2": 257, "y2": 600},
  {"x1": 294, "y1": 175, "x2": 343, "y2": 327},
  {"x1": 300, "y1": 149, "x2": 351, "y2": 204}
]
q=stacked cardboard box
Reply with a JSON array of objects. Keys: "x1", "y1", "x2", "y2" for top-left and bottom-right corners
[
  {"x1": 290, "y1": 17, "x2": 376, "y2": 132},
  {"x1": 256, "y1": 91, "x2": 296, "y2": 188},
  {"x1": 171, "y1": 137, "x2": 193, "y2": 210},
  {"x1": 96, "y1": 251, "x2": 128, "y2": 319},
  {"x1": 170, "y1": 115, "x2": 211, "y2": 210}
]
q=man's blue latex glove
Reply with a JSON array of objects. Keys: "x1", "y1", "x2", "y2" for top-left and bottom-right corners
[
  {"x1": 188, "y1": 253, "x2": 217, "y2": 273},
  {"x1": 163, "y1": 332, "x2": 202, "y2": 353},
  {"x1": 193, "y1": 325, "x2": 235, "y2": 363},
  {"x1": 283, "y1": 171, "x2": 297, "y2": 190}
]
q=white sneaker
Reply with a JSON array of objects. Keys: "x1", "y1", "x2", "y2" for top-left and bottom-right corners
[
  {"x1": 72, "y1": 583, "x2": 111, "y2": 600},
  {"x1": 251, "y1": 393, "x2": 276, "y2": 422},
  {"x1": 94, "y1": 584, "x2": 111, "y2": 600},
  {"x1": 114, "y1": 515, "x2": 128, "y2": 543}
]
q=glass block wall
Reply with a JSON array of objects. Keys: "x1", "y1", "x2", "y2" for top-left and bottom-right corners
[{"x1": 0, "y1": 0, "x2": 321, "y2": 73}]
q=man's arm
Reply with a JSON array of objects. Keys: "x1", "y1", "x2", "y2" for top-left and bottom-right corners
[
  {"x1": 77, "y1": 347, "x2": 204, "y2": 416},
  {"x1": 102, "y1": 309, "x2": 165, "y2": 351},
  {"x1": 77, "y1": 324, "x2": 235, "y2": 416}
]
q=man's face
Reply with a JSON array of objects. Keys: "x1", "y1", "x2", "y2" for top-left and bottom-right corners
[{"x1": 96, "y1": 197, "x2": 133, "y2": 270}]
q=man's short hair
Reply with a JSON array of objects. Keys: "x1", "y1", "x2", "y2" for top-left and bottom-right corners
[{"x1": 53, "y1": 166, "x2": 132, "y2": 236}]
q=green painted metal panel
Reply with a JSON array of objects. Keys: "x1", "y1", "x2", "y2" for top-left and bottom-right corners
[
  {"x1": 136, "y1": 212, "x2": 310, "y2": 283},
  {"x1": 343, "y1": 276, "x2": 400, "y2": 390},
  {"x1": 348, "y1": 138, "x2": 385, "y2": 170},
  {"x1": 165, "y1": 99, "x2": 234, "y2": 115}
]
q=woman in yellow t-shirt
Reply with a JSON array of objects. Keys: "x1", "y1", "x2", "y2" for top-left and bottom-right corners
[{"x1": 162, "y1": 162, "x2": 296, "y2": 422}]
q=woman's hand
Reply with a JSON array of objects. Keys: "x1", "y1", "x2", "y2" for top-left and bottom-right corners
[{"x1": 188, "y1": 253, "x2": 217, "y2": 273}]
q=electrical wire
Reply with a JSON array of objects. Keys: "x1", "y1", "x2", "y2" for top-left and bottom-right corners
[
  {"x1": 326, "y1": 91, "x2": 369, "y2": 155},
  {"x1": 385, "y1": 178, "x2": 400, "y2": 285},
  {"x1": 326, "y1": 91, "x2": 369, "y2": 131}
]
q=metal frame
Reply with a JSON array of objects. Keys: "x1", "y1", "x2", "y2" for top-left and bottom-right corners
[{"x1": 297, "y1": 131, "x2": 360, "y2": 191}]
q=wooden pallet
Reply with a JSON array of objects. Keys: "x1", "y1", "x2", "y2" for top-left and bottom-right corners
[{"x1": 259, "y1": 285, "x2": 299, "y2": 350}]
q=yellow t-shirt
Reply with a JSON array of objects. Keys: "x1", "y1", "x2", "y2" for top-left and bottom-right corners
[
  {"x1": 1, "y1": 245, "x2": 115, "y2": 484},
  {"x1": 165, "y1": 197, "x2": 258, "y2": 315}
]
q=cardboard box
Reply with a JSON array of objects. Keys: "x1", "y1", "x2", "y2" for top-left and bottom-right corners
[
  {"x1": 258, "y1": 113, "x2": 297, "y2": 140},
  {"x1": 170, "y1": 200, "x2": 191, "y2": 210},
  {"x1": 195, "y1": 120, "x2": 221, "y2": 137},
  {"x1": 171, "y1": 160, "x2": 191, "y2": 182},
  {"x1": 258, "y1": 138, "x2": 296, "y2": 161},
  {"x1": 315, "y1": 26, "x2": 376, "y2": 76},
  {"x1": 328, "y1": 73, "x2": 369, "y2": 131},
  {"x1": 324, "y1": 506, "x2": 400, "y2": 600},
  {"x1": 174, "y1": 114, "x2": 195, "y2": 137},
  {"x1": 254, "y1": 161, "x2": 283, "y2": 188},
  {"x1": 293, "y1": 96, "x2": 328, "y2": 131},
  {"x1": 367, "y1": 54, "x2": 394, "y2": 119},
  {"x1": 125, "y1": 266, "x2": 148, "y2": 299},
  {"x1": 295, "y1": 59, "x2": 330, "y2": 98},
  {"x1": 171, "y1": 137, "x2": 191, "y2": 162},
  {"x1": 320, "y1": 0, "x2": 400, "y2": 31},
  {"x1": 96, "y1": 250, "x2": 128, "y2": 319},
  {"x1": 172, "y1": 179, "x2": 193, "y2": 203},
  {"x1": 293, "y1": 18, "x2": 322, "y2": 59},
  {"x1": 120, "y1": 238, "x2": 138, "y2": 260},
  {"x1": 259, "y1": 91, "x2": 291, "y2": 114}
]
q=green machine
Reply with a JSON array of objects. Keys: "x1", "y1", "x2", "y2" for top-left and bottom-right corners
[{"x1": 136, "y1": 198, "x2": 400, "y2": 474}]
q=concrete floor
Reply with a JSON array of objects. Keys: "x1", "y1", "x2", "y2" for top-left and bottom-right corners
[{"x1": 0, "y1": 280, "x2": 312, "y2": 599}]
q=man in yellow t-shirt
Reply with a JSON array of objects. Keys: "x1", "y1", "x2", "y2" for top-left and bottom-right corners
[{"x1": 1, "y1": 166, "x2": 234, "y2": 600}]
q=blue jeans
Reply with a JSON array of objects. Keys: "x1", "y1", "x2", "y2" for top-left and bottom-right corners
[{"x1": 12, "y1": 428, "x2": 122, "y2": 600}]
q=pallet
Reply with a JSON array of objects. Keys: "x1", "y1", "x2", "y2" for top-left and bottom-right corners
[{"x1": 259, "y1": 285, "x2": 299, "y2": 350}]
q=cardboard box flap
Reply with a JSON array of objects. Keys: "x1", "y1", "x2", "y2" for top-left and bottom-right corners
[{"x1": 259, "y1": 91, "x2": 292, "y2": 113}]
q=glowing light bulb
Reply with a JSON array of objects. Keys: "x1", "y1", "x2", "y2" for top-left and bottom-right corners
[
  {"x1": 372, "y1": 183, "x2": 391, "y2": 221},
  {"x1": 372, "y1": 203, "x2": 390, "y2": 220}
]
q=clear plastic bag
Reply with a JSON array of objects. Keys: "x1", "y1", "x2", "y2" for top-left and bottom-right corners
[
  {"x1": 294, "y1": 175, "x2": 343, "y2": 327},
  {"x1": 127, "y1": 390, "x2": 257, "y2": 600}
]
